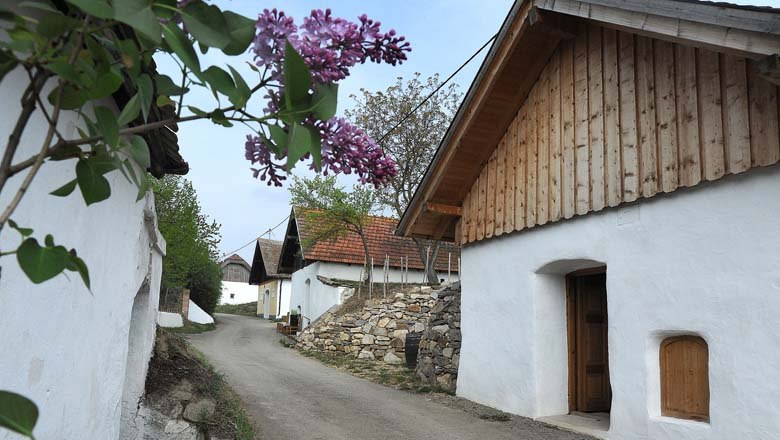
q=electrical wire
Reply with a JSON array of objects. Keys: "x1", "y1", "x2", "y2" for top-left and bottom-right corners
[
  {"x1": 221, "y1": 214, "x2": 290, "y2": 258},
  {"x1": 377, "y1": 32, "x2": 498, "y2": 144}
]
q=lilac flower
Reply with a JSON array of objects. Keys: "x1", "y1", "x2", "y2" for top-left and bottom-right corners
[{"x1": 246, "y1": 8, "x2": 409, "y2": 186}]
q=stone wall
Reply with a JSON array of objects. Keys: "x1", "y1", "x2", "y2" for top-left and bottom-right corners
[
  {"x1": 415, "y1": 283, "x2": 461, "y2": 391},
  {"x1": 296, "y1": 287, "x2": 437, "y2": 364}
]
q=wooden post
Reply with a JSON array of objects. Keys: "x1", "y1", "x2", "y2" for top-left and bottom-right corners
[
  {"x1": 369, "y1": 257, "x2": 374, "y2": 299},
  {"x1": 458, "y1": 257, "x2": 461, "y2": 281},
  {"x1": 448, "y1": 252, "x2": 452, "y2": 284},
  {"x1": 425, "y1": 246, "x2": 431, "y2": 285},
  {"x1": 181, "y1": 288, "x2": 190, "y2": 317},
  {"x1": 383, "y1": 254, "x2": 388, "y2": 298}
]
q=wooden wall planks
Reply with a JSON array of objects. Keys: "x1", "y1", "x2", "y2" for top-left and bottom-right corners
[{"x1": 458, "y1": 23, "x2": 780, "y2": 245}]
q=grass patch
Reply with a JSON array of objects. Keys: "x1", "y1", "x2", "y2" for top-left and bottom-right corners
[
  {"x1": 298, "y1": 350, "x2": 454, "y2": 395},
  {"x1": 168, "y1": 319, "x2": 216, "y2": 334},
  {"x1": 214, "y1": 302, "x2": 258, "y2": 316},
  {"x1": 146, "y1": 329, "x2": 256, "y2": 439}
]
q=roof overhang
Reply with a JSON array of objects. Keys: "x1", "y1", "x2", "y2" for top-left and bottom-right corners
[{"x1": 397, "y1": 0, "x2": 780, "y2": 241}]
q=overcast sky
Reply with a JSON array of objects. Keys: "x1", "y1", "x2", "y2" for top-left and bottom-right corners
[{"x1": 154, "y1": 0, "x2": 780, "y2": 263}]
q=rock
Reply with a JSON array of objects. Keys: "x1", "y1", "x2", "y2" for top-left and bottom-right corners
[
  {"x1": 349, "y1": 327, "x2": 362, "y2": 333},
  {"x1": 413, "y1": 322, "x2": 426, "y2": 332},
  {"x1": 357, "y1": 350, "x2": 375, "y2": 360},
  {"x1": 361, "y1": 312, "x2": 372, "y2": 320},
  {"x1": 373, "y1": 327, "x2": 388, "y2": 337},
  {"x1": 383, "y1": 351, "x2": 403, "y2": 364},
  {"x1": 390, "y1": 337, "x2": 404, "y2": 349},
  {"x1": 386, "y1": 320, "x2": 397, "y2": 330},
  {"x1": 339, "y1": 332, "x2": 350, "y2": 341},
  {"x1": 170, "y1": 380, "x2": 194, "y2": 402},
  {"x1": 407, "y1": 304, "x2": 421, "y2": 313},
  {"x1": 164, "y1": 419, "x2": 200, "y2": 437},
  {"x1": 378, "y1": 317, "x2": 391, "y2": 328},
  {"x1": 362, "y1": 323, "x2": 374, "y2": 333},
  {"x1": 431, "y1": 324, "x2": 449, "y2": 334},
  {"x1": 394, "y1": 312, "x2": 404, "y2": 319},
  {"x1": 361, "y1": 334, "x2": 375, "y2": 345},
  {"x1": 392, "y1": 302, "x2": 407, "y2": 308},
  {"x1": 443, "y1": 347, "x2": 454, "y2": 358},
  {"x1": 392, "y1": 329, "x2": 408, "y2": 339},
  {"x1": 183, "y1": 399, "x2": 216, "y2": 422}
]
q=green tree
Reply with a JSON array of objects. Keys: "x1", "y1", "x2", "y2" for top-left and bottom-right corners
[
  {"x1": 289, "y1": 176, "x2": 377, "y2": 284},
  {"x1": 153, "y1": 175, "x2": 221, "y2": 314},
  {"x1": 345, "y1": 73, "x2": 461, "y2": 284}
]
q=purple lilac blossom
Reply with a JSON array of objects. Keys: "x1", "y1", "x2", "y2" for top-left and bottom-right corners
[{"x1": 246, "y1": 8, "x2": 410, "y2": 186}]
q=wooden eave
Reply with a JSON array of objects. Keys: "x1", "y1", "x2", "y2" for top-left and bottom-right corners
[{"x1": 397, "y1": 0, "x2": 780, "y2": 242}]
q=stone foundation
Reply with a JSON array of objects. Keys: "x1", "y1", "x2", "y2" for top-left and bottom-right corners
[
  {"x1": 415, "y1": 283, "x2": 461, "y2": 391},
  {"x1": 296, "y1": 287, "x2": 437, "y2": 363}
]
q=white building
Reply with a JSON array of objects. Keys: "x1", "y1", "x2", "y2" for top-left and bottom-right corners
[
  {"x1": 398, "y1": 1, "x2": 780, "y2": 439},
  {"x1": 0, "y1": 56, "x2": 187, "y2": 438},
  {"x1": 278, "y1": 208, "x2": 458, "y2": 330},
  {"x1": 248, "y1": 238, "x2": 291, "y2": 319},
  {"x1": 219, "y1": 254, "x2": 256, "y2": 305}
]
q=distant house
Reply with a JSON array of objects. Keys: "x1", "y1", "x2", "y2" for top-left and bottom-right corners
[
  {"x1": 277, "y1": 208, "x2": 459, "y2": 329},
  {"x1": 398, "y1": 1, "x2": 780, "y2": 439},
  {"x1": 219, "y1": 254, "x2": 255, "y2": 305},
  {"x1": 248, "y1": 238, "x2": 291, "y2": 319}
]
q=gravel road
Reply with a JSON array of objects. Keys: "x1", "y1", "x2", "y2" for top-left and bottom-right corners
[{"x1": 187, "y1": 313, "x2": 594, "y2": 440}]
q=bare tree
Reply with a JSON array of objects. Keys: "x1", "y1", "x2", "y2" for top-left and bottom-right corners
[{"x1": 346, "y1": 73, "x2": 461, "y2": 284}]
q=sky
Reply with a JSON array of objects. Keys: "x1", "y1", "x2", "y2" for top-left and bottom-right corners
[{"x1": 155, "y1": 0, "x2": 780, "y2": 263}]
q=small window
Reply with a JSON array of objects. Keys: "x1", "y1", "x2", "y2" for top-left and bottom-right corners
[
  {"x1": 660, "y1": 336, "x2": 709, "y2": 421},
  {"x1": 230, "y1": 293, "x2": 235, "y2": 299}
]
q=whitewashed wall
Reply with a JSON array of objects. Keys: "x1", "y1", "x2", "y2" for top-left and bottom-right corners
[
  {"x1": 187, "y1": 299, "x2": 214, "y2": 325},
  {"x1": 278, "y1": 279, "x2": 291, "y2": 317},
  {"x1": 458, "y1": 166, "x2": 780, "y2": 440},
  {"x1": 0, "y1": 67, "x2": 166, "y2": 440},
  {"x1": 219, "y1": 280, "x2": 257, "y2": 305}
]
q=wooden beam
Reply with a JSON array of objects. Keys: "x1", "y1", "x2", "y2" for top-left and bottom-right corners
[
  {"x1": 528, "y1": 7, "x2": 578, "y2": 40},
  {"x1": 426, "y1": 202, "x2": 462, "y2": 217},
  {"x1": 757, "y1": 54, "x2": 780, "y2": 86}
]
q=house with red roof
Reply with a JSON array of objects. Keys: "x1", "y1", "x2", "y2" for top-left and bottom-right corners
[{"x1": 277, "y1": 207, "x2": 459, "y2": 329}]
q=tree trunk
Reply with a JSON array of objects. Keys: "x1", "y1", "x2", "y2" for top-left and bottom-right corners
[{"x1": 413, "y1": 237, "x2": 442, "y2": 285}]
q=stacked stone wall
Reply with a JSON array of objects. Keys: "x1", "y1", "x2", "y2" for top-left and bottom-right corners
[
  {"x1": 415, "y1": 283, "x2": 461, "y2": 391},
  {"x1": 296, "y1": 287, "x2": 437, "y2": 364}
]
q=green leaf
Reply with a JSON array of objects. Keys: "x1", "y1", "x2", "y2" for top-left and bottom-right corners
[
  {"x1": 222, "y1": 11, "x2": 255, "y2": 55},
  {"x1": 76, "y1": 158, "x2": 111, "y2": 205},
  {"x1": 16, "y1": 237, "x2": 70, "y2": 284},
  {"x1": 65, "y1": 0, "x2": 113, "y2": 18},
  {"x1": 134, "y1": 172, "x2": 150, "y2": 201},
  {"x1": 202, "y1": 65, "x2": 235, "y2": 99},
  {"x1": 0, "y1": 50, "x2": 18, "y2": 83},
  {"x1": 19, "y1": 1, "x2": 60, "y2": 14},
  {"x1": 87, "y1": 68, "x2": 122, "y2": 100},
  {"x1": 283, "y1": 40, "x2": 312, "y2": 120},
  {"x1": 45, "y1": 61, "x2": 80, "y2": 84},
  {"x1": 48, "y1": 84, "x2": 87, "y2": 110},
  {"x1": 209, "y1": 109, "x2": 232, "y2": 127},
  {"x1": 162, "y1": 23, "x2": 200, "y2": 75},
  {"x1": 228, "y1": 65, "x2": 251, "y2": 109},
  {"x1": 181, "y1": 1, "x2": 230, "y2": 49},
  {"x1": 156, "y1": 95, "x2": 174, "y2": 108},
  {"x1": 186, "y1": 105, "x2": 207, "y2": 116},
  {"x1": 50, "y1": 144, "x2": 83, "y2": 161},
  {"x1": 155, "y1": 74, "x2": 186, "y2": 96},
  {"x1": 307, "y1": 125, "x2": 322, "y2": 170},
  {"x1": 50, "y1": 179, "x2": 77, "y2": 197},
  {"x1": 113, "y1": 0, "x2": 161, "y2": 44},
  {"x1": 136, "y1": 73, "x2": 153, "y2": 123},
  {"x1": 8, "y1": 220, "x2": 33, "y2": 237},
  {"x1": 117, "y1": 94, "x2": 141, "y2": 127},
  {"x1": 94, "y1": 106, "x2": 119, "y2": 147},
  {"x1": 37, "y1": 13, "x2": 80, "y2": 39},
  {"x1": 125, "y1": 135, "x2": 151, "y2": 169},
  {"x1": 286, "y1": 122, "x2": 312, "y2": 170},
  {"x1": 311, "y1": 83, "x2": 338, "y2": 121},
  {"x1": 268, "y1": 125, "x2": 288, "y2": 151},
  {"x1": 0, "y1": 390, "x2": 38, "y2": 438},
  {"x1": 66, "y1": 250, "x2": 90, "y2": 289}
]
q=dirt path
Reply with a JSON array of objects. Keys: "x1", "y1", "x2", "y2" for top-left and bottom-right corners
[{"x1": 187, "y1": 314, "x2": 594, "y2": 440}]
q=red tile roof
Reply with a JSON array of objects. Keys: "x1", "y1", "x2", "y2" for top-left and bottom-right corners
[{"x1": 296, "y1": 211, "x2": 459, "y2": 272}]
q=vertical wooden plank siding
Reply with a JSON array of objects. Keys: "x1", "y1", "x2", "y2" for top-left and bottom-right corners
[
  {"x1": 457, "y1": 24, "x2": 780, "y2": 245},
  {"x1": 561, "y1": 39, "x2": 576, "y2": 219},
  {"x1": 515, "y1": 109, "x2": 528, "y2": 230},
  {"x1": 602, "y1": 28, "x2": 622, "y2": 207},
  {"x1": 486, "y1": 149, "x2": 497, "y2": 238},
  {"x1": 589, "y1": 26, "x2": 606, "y2": 211},
  {"x1": 636, "y1": 36, "x2": 658, "y2": 197},
  {"x1": 675, "y1": 45, "x2": 702, "y2": 187},
  {"x1": 720, "y1": 54, "x2": 751, "y2": 173},
  {"x1": 537, "y1": 64, "x2": 550, "y2": 225},
  {"x1": 697, "y1": 48, "x2": 726, "y2": 181},
  {"x1": 574, "y1": 31, "x2": 590, "y2": 215},
  {"x1": 619, "y1": 31, "x2": 639, "y2": 203},
  {"x1": 747, "y1": 62, "x2": 780, "y2": 166},
  {"x1": 654, "y1": 40, "x2": 679, "y2": 193},
  {"x1": 549, "y1": 50, "x2": 563, "y2": 222},
  {"x1": 495, "y1": 138, "x2": 507, "y2": 236}
]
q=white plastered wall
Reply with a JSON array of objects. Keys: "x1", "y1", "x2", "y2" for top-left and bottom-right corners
[
  {"x1": 0, "y1": 65, "x2": 166, "y2": 440},
  {"x1": 458, "y1": 167, "x2": 780, "y2": 440},
  {"x1": 219, "y1": 280, "x2": 257, "y2": 305}
]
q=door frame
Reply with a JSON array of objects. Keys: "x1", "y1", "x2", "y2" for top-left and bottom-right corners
[{"x1": 566, "y1": 266, "x2": 608, "y2": 412}]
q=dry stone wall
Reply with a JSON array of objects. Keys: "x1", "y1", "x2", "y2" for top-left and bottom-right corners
[
  {"x1": 415, "y1": 283, "x2": 461, "y2": 391},
  {"x1": 296, "y1": 287, "x2": 437, "y2": 364}
]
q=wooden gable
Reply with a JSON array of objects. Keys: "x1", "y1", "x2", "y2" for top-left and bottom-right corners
[{"x1": 457, "y1": 22, "x2": 780, "y2": 244}]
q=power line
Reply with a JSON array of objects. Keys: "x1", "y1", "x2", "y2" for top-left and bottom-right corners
[
  {"x1": 221, "y1": 214, "x2": 290, "y2": 258},
  {"x1": 377, "y1": 32, "x2": 498, "y2": 144}
]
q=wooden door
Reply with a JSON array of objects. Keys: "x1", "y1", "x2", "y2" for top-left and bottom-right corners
[{"x1": 568, "y1": 271, "x2": 611, "y2": 412}]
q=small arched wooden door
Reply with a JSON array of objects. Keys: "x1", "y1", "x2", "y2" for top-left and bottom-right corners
[{"x1": 660, "y1": 336, "x2": 709, "y2": 421}]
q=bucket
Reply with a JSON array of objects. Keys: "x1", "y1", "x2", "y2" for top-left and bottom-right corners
[{"x1": 405, "y1": 332, "x2": 422, "y2": 369}]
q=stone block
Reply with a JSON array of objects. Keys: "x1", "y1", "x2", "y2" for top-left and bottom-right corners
[
  {"x1": 378, "y1": 317, "x2": 390, "y2": 328},
  {"x1": 442, "y1": 347, "x2": 454, "y2": 358},
  {"x1": 383, "y1": 351, "x2": 403, "y2": 364},
  {"x1": 407, "y1": 304, "x2": 422, "y2": 313},
  {"x1": 357, "y1": 350, "x2": 375, "y2": 360},
  {"x1": 361, "y1": 334, "x2": 375, "y2": 345},
  {"x1": 183, "y1": 399, "x2": 216, "y2": 422},
  {"x1": 392, "y1": 329, "x2": 408, "y2": 339}
]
